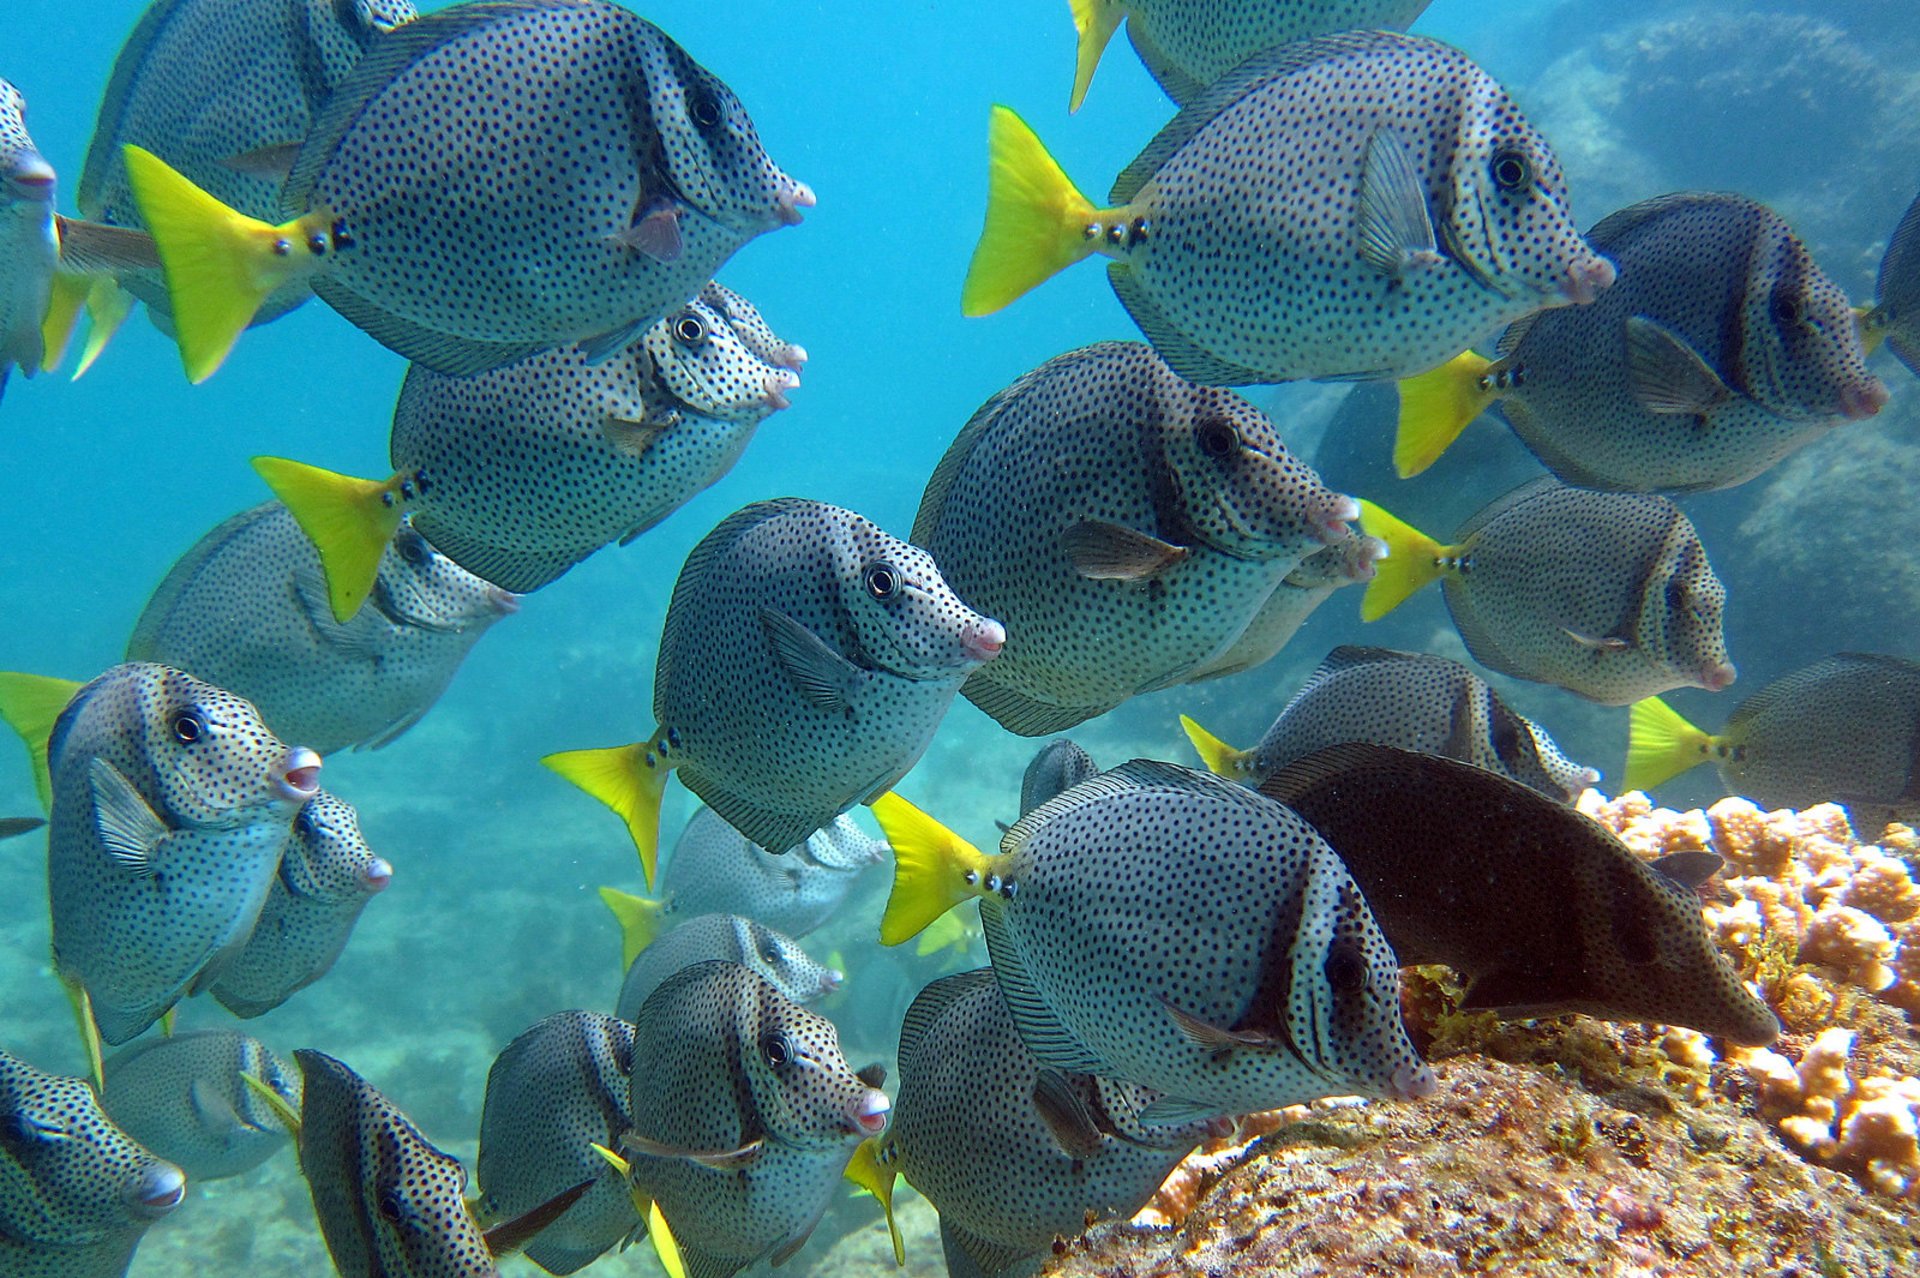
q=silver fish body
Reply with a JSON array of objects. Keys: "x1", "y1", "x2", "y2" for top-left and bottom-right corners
[
  {"x1": 657, "y1": 809, "x2": 884, "y2": 939},
  {"x1": 207, "y1": 790, "x2": 391, "y2": 1017},
  {"x1": 615, "y1": 913, "x2": 839, "y2": 1022},
  {"x1": 1867, "y1": 188, "x2": 1920, "y2": 377},
  {"x1": 99, "y1": 1030, "x2": 299, "y2": 1182},
  {"x1": 0, "y1": 78, "x2": 56, "y2": 398},
  {"x1": 914, "y1": 342, "x2": 1354, "y2": 736},
  {"x1": 127, "y1": 502, "x2": 514, "y2": 753}
]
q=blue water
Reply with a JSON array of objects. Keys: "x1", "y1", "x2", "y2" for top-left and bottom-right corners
[{"x1": 2, "y1": 0, "x2": 1917, "y2": 1273}]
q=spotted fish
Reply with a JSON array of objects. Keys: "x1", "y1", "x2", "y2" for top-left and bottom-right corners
[
  {"x1": 1183, "y1": 645, "x2": 1599, "y2": 801},
  {"x1": 1397, "y1": 192, "x2": 1886, "y2": 489},
  {"x1": 126, "y1": 502, "x2": 516, "y2": 752},
  {"x1": 699, "y1": 278, "x2": 806, "y2": 372},
  {"x1": 963, "y1": 32, "x2": 1613, "y2": 384},
  {"x1": 1863, "y1": 188, "x2": 1920, "y2": 378},
  {"x1": 913, "y1": 342, "x2": 1355, "y2": 736},
  {"x1": 1182, "y1": 533, "x2": 1386, "y2": 683},
  {"x1": 0, "y1": 664, "x2": 322, "y2": 1046},
  {"x1": 207, "y1": 790, "x2": 392, "y2": 1017},
  {"x1": 0, "y1": 815, "x2": 44, "y2": 839},
  {"x1": 849, "y1": 968, "x2": 1210, "y2": 1278},
  {"x1": 253, "y1": 284, "x2": 801, "y2": 611},
  {"x1": 653, "y1": 808, "x2": 885, "y2": 939},
  {"x1": 99, "y1": 1030, "x2": 299, "y2": 1182},
  {"x1": 1261, "y1": 743, "x2": 1780, "y2": 1045},
  {"x1": 0, "y1": 1046, "x2": 185, "y2": 1278},
  {"x1": 545, "y1": 498, "x2": 1005, "y2": 881},
  {"x1": 1359, "y1": 480, "x2": 1735, "y2": 704},
  {"x1": 602, "y1": 894, "x2": 841, "y2": 1021},
  {"x1": 1018, "y1": 740, "x2": 1102, "y2": 819},
  {"x1": 875, "y1": 761, "x2": 1434, "y2": 1125},
  {"x1": 477, "y1": 1012, "x2": 640, "y2": 1276},
  {"x1": 1067, "y1": 0, "x2": 1431, "y2": 111},
  {"x1": 123, "y1": 0, "x2": 814, "y2": 383},
  {"x1": 0, "y1": 78, "x2": 56, "y2": 400},
  {"x1": 620, "y1": 960, "x2": 891, "y2": 1278},
  {"x1": 1628, "y1": 654, "x2": 1920, "y2": 836}
]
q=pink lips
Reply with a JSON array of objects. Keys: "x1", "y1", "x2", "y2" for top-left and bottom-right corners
[
  {"x1": 775, "y1": 182, "x2": 816, "y2": 227},
  {"x1": 1700, "y1": 662, "x2": 1738, "y2": 692},
  {"x1": 364, "y1": 857, "x2": 394, "y2": 893},
  {"x1": 1560, "y1": 255, "x2": 1616, "y2": 305},
  {"x1": 849, "y1": 1088, "x2": 890, "y2": 1135},
  {"x1": 963, "y1": 619, "x2": 1007, "y2": 662},
  {"x1": 763, "y1": 370, "x2": 800, "y2": 411},
  {"x1": 487, "y1": 585, "x2": 522, "y2": 616},
  {"x1": 7, "y1": 156, "x2": 54, "y2": 202},
  {"x1": 1393, "y1": 1061, "x2": 1439, "y2": 1101},
  {"x1": 820, "y1": 967, "x2": 844, "y2": 992},
  {"x1": 276, "y1": 748, "x2": 323, "y2": 802},
  {"x1": 1840, "y1": 378, "x2": 1891, "y2": 420}
]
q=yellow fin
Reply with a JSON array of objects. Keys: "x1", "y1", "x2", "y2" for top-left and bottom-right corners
[
  {"x1": 599, "y1": 886, "x2": 665, "y2": 971},
  {"x1": 62, "y1": 976, "x2": 106, "y2": 1096},
  {"x1": 1856, "y1": 304, "x2": 1887, "y2": 356},
  {"x1": 1395, "y1": 350, "x2": 1497, "y2": 477},
  {"x1": 1355, "y1": 500, "x2": 1450, "y2": 621},
  {"x1": 843, "y1": 1139, "x2": 904, "y2": 1266},
  {"x1": 75, "y1": 279, "x2": 136, "y2": 379},
  {"x1": 1624, "y1": 696, "x2": 1720, "y2": 792},
  {"x1": 543, "y1": 741, "x2": 673, "y2": 889},
  {"x1": 0, "y1": 672, "x2": 84, "y2": 812},
  {"x1": 39, "y1": 274, "x2": 89, "y2": 371},
  {"x1": 648, "y1": 1200, "x2": 686, "y2": 1278},
  {"x1": 961, "y1": 106, "x2": 1103, "y2": 317},
  {"x1": 160, "y1": 1007, "x2": 175, "y2": 1037},
  {"x1": 915, "y1": 910, "x2": 972, "y2": 957},
  {"x1": 870, "y1": 791, "x2": 993, "y2": 946},
  {"x1": 1178, "y1": 714, "x2": 1254, "y2": 780},
  {"x1": 1067, "y1": 0, "x2": 1125, "y2": 113},
  {"x1": 121, "y1": 144, "x2": 318, "y2": 382},
  {"x1": 251, "y1": 457, "x2": 404, "y2": 622},
  {"x1": 240, "y1": 1069, "x2": 303, "y2": 1137}
]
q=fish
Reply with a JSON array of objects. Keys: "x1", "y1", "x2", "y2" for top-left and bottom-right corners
[
  {"x1": 602, "y1": 892, "x2": 841, "y2": 1021},
  {"x1": 1182, "y1": 644, "x2": 1599, "y2": 801},
  {"x1": 653, "y1": 808, "x2": 885, "y2": 939},
  {"x1": 620, "y1": 960, "x2": 891, "y2": 1278},
  {"x1": 0, "y1": 664, "x2": 322, "y2": 1048},
  {"x1": 0, "y1": 78, "x2": 57, "y2": 400},
  {"x1": 253, "y1": 285, "x2": 802, "y2": 611},
  {"x1": 0, "y1": 1046, "x2": 185, "y2": 1278},
  {"x1": 962, "y1": 32, "x2": 1613, "y2": 384},
  {"x1": 1862, "y1": 188, "x2": 1920, "y2": 377},
  {"x1": 477, "y1": 1011, "x2": 642, "y2": 1276},
  {"x1": 1259, "y1": 742, "x2": 1780, "y2": 1046},
  {"x1": 0, "y1": 815, "x2": 45, "y2": 839},
  {"x1": 122, "y1": 0, "x2": 814, "y2": 382},
  {"x1": 1018, "y1": 740, "x2": 1101, "y2": 818},
  {"x1": 1627, "y1": 654, "x2": 1920, "y2": 836},
  {"x1": 1396, "y1": 191, "x2": 1886, "y2": 489},
  {"x1": 1181, "y1": 532, "x2": 1387, "y2": 682},
  {"x1": 874, "y1": 760, "x2": 1435, "y2": 1125},
  {"x1": 99, "y1": 1029, "x2": 300, "y2": 1182},
  {"x1": 700, "y1": 278, "x2": 806, "y2": 372},
  {"x1": 74, "y1": 0, "x2": 418, "y2": 341},
  {"x1": 1357, "y1": 480, "x2": 1736, "y2": 704},
  {"x1": 1067, "y1": 0, "x2": 1431, "y2": 111},
  {"x1": 847, "y1": 968, "x2": 1211, "y2": 1278},
  {"x1": 207, "y1": 789, "x2": 392, "y2": 1017},
  {"x1": 544, "y1": 497, "x2": 1005, "y2": 881},
  {"x1": 125, "y1": 502, "x2": 517, "y2": 752},
  {"x1": 912, "y1": 341, "x2": 1357, "y2": 736}
]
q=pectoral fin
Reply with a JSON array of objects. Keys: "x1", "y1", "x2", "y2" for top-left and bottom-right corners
[
  {"x1": 1356, "y1": 127, "x2": 1442, "y2": 278},
  {"x1": 614, "y1": 202, "x2": 684, "y2": 263},
  {"x1": 1059, "y1": 519, "x2": 1188, "y2": 580},
  {"x1": 1031, "y1": 1070, "x2": 1105, "y2": 1159},
  {"x1": 1624, "y1": 315, "x2": 1732, "y2": 416},
  {"x1": 191, "y1": 1078, "x2": 255, "y2": 1136},
  {"x1": 1561, "y1": 628, "x2": 1631, "y2": 651},
  {"x1": 1162, "y1": 999, "x2": 1284, "y2": 1053},
  {"x1": 760, "y1": 608, "x2": 863, "y2": 713},
  {"x1": 622, "y1": 1130, "x2": 765, "y2": 1170},
  {"x1": 603, "y1": 412, "x2": 670, "y2": 458},
  {"x1": 88, "y1": 758, "x2": 167, "y2": 877},
  {"x1": 482, "y1": 1179, "x2": 595, "y2": 1256}
]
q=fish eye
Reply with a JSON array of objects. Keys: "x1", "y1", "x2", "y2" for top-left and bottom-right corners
[
  {"x1": 1195, "y1": 416, "x2": 1237, "y2": 459},
  {"x1": 864, "y1": 564, "x2": 900, "y2": 602},
  {"x1": 1490, "y1": 148, "x2": 1532, "y2": 191},
  {"x1": 688, "y1": 88, "x2": 723, "y2": 131},
  {"x1": 396, "y1": 530, "x2": 428, "y2": 566},
  {"x1": 1324, "y1": 940, "x2": 1368, "y2": 994},
  {"x1": 763, "y1": 1035, "x2": 791, "y2": 1068},
  {"x1": 672, "y1": 313, "x2": 707, "y2": 345},
  {"x1": 294, "y1": 806, "x2": 315, "y2": 837},
  {"x1": 377, "y1": 1191, "x2": 409, "y2": 1225},
  {"x1": 1771, "y1": 293, "x2": 1802, "y2": 328},
  {"x1": 759, "y1": 942, "x2": 782, "y2": 965},
  {"x1": 171, "y1": 712, "x2": 205, "y2": 745}
]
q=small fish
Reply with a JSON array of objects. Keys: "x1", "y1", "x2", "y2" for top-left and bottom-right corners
[
  {"x1": 0, "y1": 664, "x2": 322, "y2": 1047},
  {"x1": 544, "y1": 498, "x2": 1004, "y2": 882},
  {"x1": 1183, "y1": 644, "x2": 1599, "y2": 801},
  {"x1": 0, "y1": 815, "x2": 45, "y2": 839},
  {"x1": 100, "y1": 1030, "x2": 300, "y2": 1182},
  {"x1": 848, "y1": 969, "x2": 1210, "y2": 1278},
  {"x1": 621, "y1": 960, "x2": 891, "y2": 1278},
  {"x1": 964, "y1": 32, "x2": 1612, "y2": 384},
  {"x1": 254, "y1": 285, "x2": 801, "y2": 609},
  {"x1": 914, "y1": 342, "x2": 1356, "y2": 736},
  {"x1": 1261, "y1": 742, "x2": 1780, "y2": 1046},
  {"x1": 1018, "y1": 740, "x2": 1102, "y2": 818},
  {"x1": 1358, "y1": 480, "x2": 1735, "y2": 704},
  {"x1": 0, "y1": 78, "x2": 57, "y2": 400},
  {"x1": 123, "y1": 0, "x2": 813, "y2": 382},
  {"x1": 1067, "y1": 0, "x2": 1431, "y2": 111},
  {"x1": 1398, "y1": 192, "x2": 1886, "y2": 489},
  {"x1": 875, "y1": 761, "x2": 1434, "y2": 1125},
  {"x1": 602, "y1": 891, "x2": 841, "y2": 1019},
  {"x1": 477, "y1": 1012, "x2": 640, "y2": 1276},
  {"x1": 1181, "y1": 533, "x2": 1386, "y2": 682},
  {"x1": 700, "y1": 278, "x2": 807, "y2": 372},
  {"x1": 0, "y1": 1046, "x2": 185, "y2": 1278},
  {"x1": 126, "y1": 502, "x2": 516, "y2": 750},
  {"x1": 207, "y1": 790, "x2": 392, "y2": 1017},
  {"x1": 1862, "y1": 188, "x2": 1920, "y2": 377},
  {"x1": 1628, "y1": 654, "x2": 1920, "y2": 836},
  {"x1": 654, "y1": 808, "x2": 885, "y2": 939}
]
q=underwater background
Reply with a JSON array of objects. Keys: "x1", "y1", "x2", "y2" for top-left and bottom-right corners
[{"x1": 3, "y1": 0, "x2": 1920, "y2": 1272}]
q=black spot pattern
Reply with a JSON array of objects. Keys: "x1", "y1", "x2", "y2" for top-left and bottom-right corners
[
  {"x1": 127, "y1": 502, "x2": 509, "y2": 753},
  {"x1": 99, "y1": 1030, "x2": 299, "y2": 1182},
  {"x1": 656, "y1": 809, "x2": 884, "y2": 939},
  {"x1": 1109, "y1": 0, "x2": 1429, "y2": 104},
  {"x1": 1182, "y1": 532, "x2": 1384, "y2": 681},
  {"x1": 0, "y1": 78, "x2": 56, "y2": 390},
  {"x1": 615, "y1": 913, "x2": 837, "y2": 1021}
]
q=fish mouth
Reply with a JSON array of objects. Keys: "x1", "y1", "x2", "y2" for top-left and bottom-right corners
[
  {"x1": 1390, "y1": 1061, "x2": 1438, "y2": 1101},
  {"x1": 1839, "y1": 378, "x2": 1890, "y2": 420},
  {"x1": 487, "y1": 585, "x2": 522, "y2": 616},
  {"x1": 364, "y1": 858, "x2": 394, "y2": 893},
  {"x1": 820, "y1": 967, "x2": 844, "y2": 993},
  {"x1": 846, "y1": 1088, "x2": 890, "y2": 1136},
  {"x1": 275, "y1": 748, "x2": 324, "y2": 802},
  {"x1": 776, "y1": 344, "x2": 809, "y2": 373},
  {"x1": 6, "y1": 155, "x2": 54, "y2": 202},
  {"x1": 128, "y1": 1162, "x2": 187, "y2": 1218},
  {"x1": 961, "y1": 619, "x2": 1006, "y2": 662},
  {"x1": 1698, "y1": 662, "x2": 1737, "y2": 692},
  {"x1": 1556, "y1": 254, "x2": 1615, "y2": 306},
  {"x1": 1312, "y1": 494, "x2": 1361, "y2": 546},
  {"x1": 763, "y1": 369, "x2": 800, "y2": 411},
  {"x1": 775, "y1": 182, "x2": 816, "y2": 227}
]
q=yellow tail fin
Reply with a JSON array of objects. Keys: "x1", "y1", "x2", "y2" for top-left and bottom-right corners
[
  {"x1": 1067, "y1": 0, "x2": 1125, "y2": 113},
  {"x1": 0, "y1": 672, "x2": 84, "y2": 812},
  {"x1": 1178, "y1": 714, "x2": 1254, "y2": 780},
  {"x1": 870, "y1": 791, "x2": 994, "y2": 946},
  {"x1": 1355, "y1": 501, "x2": 1450, "y2": 621},
  {"x1": 1395, "y1": 350, "x2": 1497, "y2": 477},
  {"x1": 62, "y1": 976, "x2": 106, "y2": 1096},
  {"x1": 121, "y1": 144, "x2": 318, "y2": 383},
  {"x1": 914, "y1": 910, "x2": 976, "y2": 958},
  {"x1": 843, "y1": 1138, "x2": 904, "y2": 1265},
  {"x1": 1624, "y1": 696, "x2": 1719, "y2": 792},
  {"x1": 75, "y1": 279, "x2": 136, "y2": 379},
  {"x1": 1855, "y1": 304, "x2": 1886, "y2": 356},
  {"x1": 542, "y1": 741, "x2": 673, "y2": 889},
  {"x1": 252, "y1": 457, "x2": 404, "y2": 622},
  {"x1": 647, "y1": 1200, "x2": 686, "y2": 1278},
  {"x1": 599, "y1": 886, "x2": 665, "y2": 970},
  {"x1": 40, "y1": 274, "x2": 90, "y2": 371},
  {"x1": 962, "y1": 106, "x2": 1103, "y2": 317}
]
